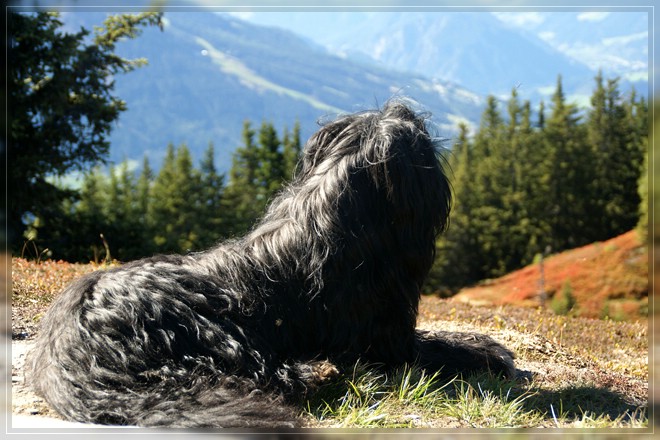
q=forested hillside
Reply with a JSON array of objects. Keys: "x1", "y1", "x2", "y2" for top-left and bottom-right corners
[
  {"x1": 426, "y1": 73, "x2": 647, "y2": 294},
  {"x1": 9, "y1": 13, "x2": 648, "y2": 299}
]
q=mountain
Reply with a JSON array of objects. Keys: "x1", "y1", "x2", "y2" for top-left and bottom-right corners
[
  {"x1": 61, "y1": 12, "x2": 486, "y2": 172},
  {"x1": 237, "y1": 11, "x2": 648, "y2": 105}
]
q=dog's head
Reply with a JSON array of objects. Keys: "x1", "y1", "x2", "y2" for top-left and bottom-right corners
[
  {"x1": 297, "y1": 100, "x2": 451, "y2": 240},
  {"x1": 250, "y1": 100, "x2": 451, "y2": 297},
  {"x1": 278, "y1": 101, "x2": 452, "y2": 291}
]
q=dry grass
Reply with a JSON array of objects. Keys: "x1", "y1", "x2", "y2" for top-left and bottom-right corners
[{"x1": 11, "y1": 258, "x2": 117, "y2": 339}]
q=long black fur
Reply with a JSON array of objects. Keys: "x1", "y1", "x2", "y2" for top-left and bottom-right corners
[{"x1": 28, "y1": 101, "x2": 515, "y2": 428}]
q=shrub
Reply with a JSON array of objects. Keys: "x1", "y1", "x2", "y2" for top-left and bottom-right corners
[{"x1": 550, "y1": 280, "x2": 576, "y2": 315}]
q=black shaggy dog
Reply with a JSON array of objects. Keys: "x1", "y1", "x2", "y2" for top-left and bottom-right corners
[{"x1": 29, "y1": 101, "x2": 515, "y2": 428}]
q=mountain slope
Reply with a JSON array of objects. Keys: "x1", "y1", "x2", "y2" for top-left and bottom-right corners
[
  {"x1": 239, "y1": 11, "x2": 648, "y2": 105},
  {"x1": 451, "y1": 230, "x2": 648, "y2": 321},
  {"x1": 63, "y1": 12, "x2": 486, "y2": 171}
]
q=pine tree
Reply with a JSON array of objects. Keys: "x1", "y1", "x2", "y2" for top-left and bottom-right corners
[
  {"x1": 7, "y1": 11, "x2": 162, "y2": 251},
  {"x1": 587, "y1": 73, "x2": 632, "y2": 238},
  {"x1": 75, "y1": 167, "x2": 111, "y2": 261},
  {"x1": 282, "y1": 120, "x2": 302, "y2": 180},
  {"x1": 470, "y1": 95, "x2": 511, "y2": 277},
  {"x1": 223, "y1": 121, "x2": 262, "y2": 235},
  {"x1": 428, "y1": 122, "x2": 481, "y2": 291},
  {"x1": 136, "y1": 156, "x2": 154, "y2": 256},
  {"x1": 256, "y1": 121, "x2": 284, "y2": 195},
  {"x1": 223, "y1": 120, "x2": 294, "y2": 236},
  {"x1": 198, "y1": 142, "x2": 226, "y2": 247},
  {"x1": 115, "y1": 160, "x2": 146, "y2": 259},
  {"x1": 517, "y1": 100, "x2": 551, "y2": 262},
  {"x1": 151, "y1": 143, "x2": 202, "y2": 253},
  {"x1": 543, "y1": 75, "x2": 593, "y2": 250},
  {"x1": 537, "y1": 100, "x2": 545, "y2": 129}
]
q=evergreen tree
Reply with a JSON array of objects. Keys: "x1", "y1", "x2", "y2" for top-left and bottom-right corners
[
  {"x1": 7, "y1": 11, "x2": 162, "y2": 251},
  {"x1": 543, "y1": 75, "x2": 593, "y2": 250},
  {"x1": 107, "y1": 161, "x2": 146, "y2": 260},
  {"x1": 151, "y1": 143, "x2": 202, "y2": 253},
  {"x1": 517, "y1": 100, "x2": 552, "y2": 262},
  {"x1": 73, "y1": 167, "x2": 111, "y2": 261},
  {"x1": 256, "y1": 121, "x2": 284, "y2": 196},
  {"x1": 136, "y1": 156, "x2": 155, "y2": 256},
  {"x1": 587, "y1": 73, "x2": 644, "y2": 239},
  {"x1": 428, "y1": 123, "x2": 481, "y2": 291},
  {"x1": 282, "y1": 120, "x2": 302, "y2": 180},
  {"x1": 223, "y1": 121, "x2": 262, "y2": 235},
  {"x1": 537, "y1": 100, "x2": 546, "y2": 129},
  {"x1": 198, "y1": 142, "x2": 226, "y2": 248},
  {"x1": 151, "y1": 144, "x2": 177, "y2": 250},
  {"x1": 223, "y1": 120, "x2": 294, "y2": 236},
  {"x1": 470, "y1": 95, "x2": 510, "y2": 277}
]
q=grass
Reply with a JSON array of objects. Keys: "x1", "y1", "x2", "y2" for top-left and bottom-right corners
[
  {"x1": 10, "y1": 257, "x2": 650, "y2": 429},
  {"x1": 301, "y1": 363, "x2": 647, "y2": 429}
]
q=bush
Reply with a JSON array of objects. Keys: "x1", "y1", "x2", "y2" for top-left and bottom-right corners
[{"x1": 550, "y1": 280, "x2": 576, "y2": 315}]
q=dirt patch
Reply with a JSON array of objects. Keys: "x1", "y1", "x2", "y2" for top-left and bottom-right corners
[{"x1": 10, "y1": 339, "x2": 62, "y2": 421}]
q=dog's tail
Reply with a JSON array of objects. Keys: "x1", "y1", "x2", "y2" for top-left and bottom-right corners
[
  {"x1": 30, "y1": 363, "x2": 297, "y2": 428},
  {"x1": 27, "y1": 271, "x2": 299, "y2": 428}
]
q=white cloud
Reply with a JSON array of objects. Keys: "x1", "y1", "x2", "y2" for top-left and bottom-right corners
[
  {"x1": 577, "y1": 12, "x2": 610, "y2": 22},
  {"x1": 492, "y1": 12, "x2": 545, "y2": 28},
  {"x1": 226, "y1": 12, "x2": 254, "y2": 21},
  {"x1": 603, "y1": 31, "x2": 648, "y2": 47},
  {"x1": 538, "y1": 31, "x2": 555, "y2": 42}
]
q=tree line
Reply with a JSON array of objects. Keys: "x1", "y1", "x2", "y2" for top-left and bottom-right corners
[
  {"x1": 29, "y1": 121, "x2": 302, "y2": 263},
  {"x1": 426, "y1": 73, "x2": 647, "y2": 293},
  {"x1": 25, "y1": 73, "x2": 647, "y2": 296}
]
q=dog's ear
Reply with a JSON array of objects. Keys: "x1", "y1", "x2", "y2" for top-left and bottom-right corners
[{"x1": 297, "y1": 110, "x2": 392, "y2": 181}]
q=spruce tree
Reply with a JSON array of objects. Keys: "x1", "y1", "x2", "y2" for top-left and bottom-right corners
[
  {"x1": 198, "y1": 142, "x2": 226, "y2": 247},
  {"x1": 256, "y1": 121, "x2": 284, "y2": 196},
  {"x1": 543, "y1": 75, "x2": 593, "y2": 250},
  {"x1": 113, "y1": 160, "x2": 145, "y2": 260},
  {"x1": 151, "y1": 143, "x2": 203, "y2": 253},
  {"x1": 282, "y1": 121, "x2": 302, "y2": 180},
  {"x1": 7, "y1": 11, "x2": 162, "y2": 251},
  {"x1": 223, "y1": 121, "x2": 262, "y2": 235},
  {"x1": 75, "y1": 167, "x2": 110, "y2": 261},
  {"x1": 136, "y1": 156, "x2": 154, "y2": 256},
  {"x1": 517, "y1": 100, "x2": 551, "y2": 262},
  {"x1": 470, "y1": 95, "x2": 510, "y2": 277},
  {"x1": 428, "y1": 122, "x2": 480, "y2": 291}
]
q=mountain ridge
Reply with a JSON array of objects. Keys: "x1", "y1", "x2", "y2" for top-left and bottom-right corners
[
  {"x1": 56, "y1": 10, "x2": 648, "y2": 172},
  {"x1": 74, "y1": 11, "x2": 486, "y2": 171}
]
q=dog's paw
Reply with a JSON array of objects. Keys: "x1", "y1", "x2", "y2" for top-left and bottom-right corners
[{"x1": 310, "y1": 360, "x2": 340, "y2": 384}]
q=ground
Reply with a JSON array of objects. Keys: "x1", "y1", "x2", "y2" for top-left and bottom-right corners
[{"x1": 6, "y1": 256, "x2": 653, "y2": 429}]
